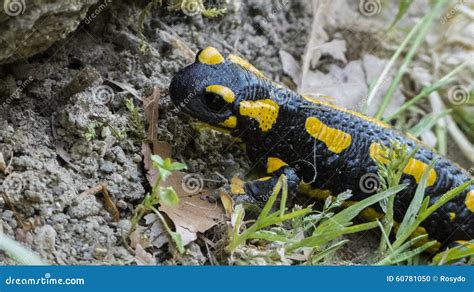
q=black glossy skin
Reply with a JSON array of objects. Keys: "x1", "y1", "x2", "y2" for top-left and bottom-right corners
[{"x1": 170, "y1": 51, "x2": 473, "y2": 247}]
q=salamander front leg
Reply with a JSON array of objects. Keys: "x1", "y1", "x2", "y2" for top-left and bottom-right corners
[{"x1": 231, "y1": 157, "x2": 300, "y2": 205}]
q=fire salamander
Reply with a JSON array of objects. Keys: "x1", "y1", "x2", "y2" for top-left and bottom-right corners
[{"x1": 170, "y1": 47, "x2": 473, "y2": 251}]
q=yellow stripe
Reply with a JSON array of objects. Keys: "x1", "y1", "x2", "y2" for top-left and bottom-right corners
[
  {"x1": 228, "y1": 54, "x2": 265, "y2": 78},
  {"x1": 305, "y1": 116, "x2": 352, "y2": 154},
  {"x1": 302, "y1": 95, "x2": 390, "y2": 129},
  {"x1": 465, "y1": 190, "x2": 474, "y2": 212},
  {"x1": 267, "y1": 157, "x2": 288, "y2": 174},
  {"x1": 206, "y1": 85, "x2": 235, "y2": 103}
]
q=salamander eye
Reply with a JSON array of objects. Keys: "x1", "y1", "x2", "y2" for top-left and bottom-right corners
[{"x1": 203, "y1": 92, "x2": 227, "y2": 112}]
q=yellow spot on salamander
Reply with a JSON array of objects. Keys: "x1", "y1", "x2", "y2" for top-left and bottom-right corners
[
  {"x1": 230, "y1": 176, "x2": 245, "y2": 195},
  {"x1": 206, "y1": 85, "x2": 235, "y2": 103},
  {"x1": 344, "y1": 200, "x2": 385, "y2": 220},
  {"x1": 198, "y1": 47, "x2": 224, "y2": 65},
  {"x1": 267, "y1": 157, "x2": 288, "y2": 174},
  {"x1": 369, "y1": 143, "x2": 437, "y2": 186},
  {"x1": 305, "y1": 116, "x2": 352, "y2": 154},
  {"x1": 239, "y1": 99, "x2": 279, "y2": 132},
  {"x1": 257, "y1": 176, "x2": 272, "y2": 181},
  {"x1": 449, "y1": 212, "x2": 456, "y2": 221},
  {"x1": 465, "y1": 190, "x2": 474, "y2": 212},
  {"x1": 219, "y1": 115, "x2": 237, "y2": 128},
  {"x1": 229, "y1": 54, "x2": 265, "y2": 79},
  {"x1": 455, "y1": 240, "x2": 474, "y2": 249},
  {"x1": 302, "y1": 95, "x2": 391, "y2": 129},
  {"x1": 298, "y1": 183, "x2": 332, "y2": 200}
]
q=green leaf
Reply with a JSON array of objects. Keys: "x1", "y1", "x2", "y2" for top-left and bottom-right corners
[
  {"x1": 250, "y1": 231, "x2": 291, "y2": 242},
  {"x1": 432, "y1": 241, "x2": 474, "y2": 265},
  {"x1": 0, "y1": 234, "x2": 46, "y2": 265},
  {"x1": 315, "y1": 184, "x2": 407, "y2": 233},
  {"x1": 287, "y1": 221, "x2": 378, "y2": 252},
  {"x1": 170, "y1": 231, "x2": 185, "y2": 254},
  {"x1": 310, "y1": 240, "x2": 348, "y2": 264},
  {"x1": 160, "y1": 186, "x2": 180, "y2": 206},
  {"x1": 170, "y1": 162, "x2": 187, "y2": 171},
  {"x1": 384, "y1": 241, "x2": 436, "y2": 265},
  {"x1": 158, "y1": 168, "x2": 172, "y2": 181},
  {"x1": 151, "y1": 155, "x2": 164, "y2": 166},
  {"x1": 390, "y1": 0, "x2": 414, "y2": 28},
  {"x1": 396, "y1": 159, "x2": 436, "y2": 239},
  {"x1": 408, "y1": 110, "x2": 451, "y2": 137}
]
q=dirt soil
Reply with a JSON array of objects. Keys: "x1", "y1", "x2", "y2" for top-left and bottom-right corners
[{"x1": 0, "y1": 0, "x2": 471, "y2": 265}]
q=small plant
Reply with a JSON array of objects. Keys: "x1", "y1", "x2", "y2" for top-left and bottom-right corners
[
  {"x1": 125, "y1": 98, "x2": 145, "y2": 142},
  {"x1": 372, "y1": 141, "x2": 418, "y2": 253},
  {"x1": 129, "y1": 155, "x2": 187, "y2": 253},
  {"x1": 372, "y1": 142, "x2": 473, "y2": 265},
  {"x1": 226, "y1": 175, "x2": 406, "y2": 264},
  {"x1": 138, "y1": 0, "x2": 226, "y2": 52},
  {"x1": 83, "y1": 120, "x2": 125, "y2": 141}
]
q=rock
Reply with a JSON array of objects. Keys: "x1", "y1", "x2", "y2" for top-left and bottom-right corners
[
  {"x1": 35, "y1": 224, "x2": 57, "y2": 252},
  {"x1": 0, "y1": 0, "x2": 98, "y2": 64}
]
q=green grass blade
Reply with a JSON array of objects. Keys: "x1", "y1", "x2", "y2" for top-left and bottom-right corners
[
  {"x1": 287, "y1": 221, "x2": 378, "y2": 252},
  {"x1": 384, "y1": 61, "x2": 467, "y2": 121},
  {"x1": 250, "y1": 230, "x2": 292, "y2": 243},
  {"x1": 392, "y1": 179, "x2": 472, "y2": 250},
  {"x1": 316, "y1": 184, "x2": 406, "y2": 233},
  {"x1": 390, "y1": 0, "x2": 414, "y2": 28},
  {"x1": 0, "y1": 233, "x2": 46, "y2": 265},
  {"x1": 396, "y1": 160, "x2": 436, "y2": 239},
  {"x1": 310, "y1": 240, "x2": 348, "y2": 264},
  {"x1": 408, "y1": 110, "x2": 451, "y2": 137},
  {"x1": 378, "y1": 240, "x2": 436, "y2": 265},
  {"x1": 258, "y1": 175, "x2": 283, "y2": 220},
  {"x1": 432, "y1": 241, "x2": 474, "y2": 265},
  {"x1": 364, "y1": 15, "x2": 425, "y2": 113},
  {"x1": 375, "y1": 0, "x2": 448, "y2": 119}
]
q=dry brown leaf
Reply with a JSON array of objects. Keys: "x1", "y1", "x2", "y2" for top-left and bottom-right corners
[
  {"x1": 219, "y1": 190, "x2": 234, "y2": 217},
  {"x1": 129, "y1": 226, "x2": 152, "y2": 249},
  {"x1": 152, "y1": 141, "x2": 172, "y2": 159},
  {"x1": 142, "y1": 141, "x2": 173, "y2": 186},
  {"x1": 143, "y1": 86, "x2": 160, "y2": 141},
  {"x1": 134, "y1": 243, "x2": 156, "y2": 265},
  {"x1": 159, "y1": 171, "x2": 225, "y2": 245}
]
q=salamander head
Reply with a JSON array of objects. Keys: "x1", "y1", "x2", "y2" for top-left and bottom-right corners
[{"x1": 169, "y1": 47, "x2": 259, "y2": 132}]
